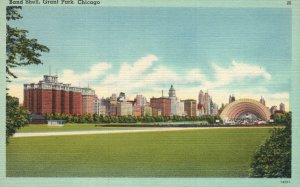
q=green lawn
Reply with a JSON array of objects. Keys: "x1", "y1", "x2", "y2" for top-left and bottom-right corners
[
  {"x1": 17, "y1": 123, "x2": 139, "y2": 132},
  {"x1": 7, "y1": 127, "x2": 273, "y2": 177}
]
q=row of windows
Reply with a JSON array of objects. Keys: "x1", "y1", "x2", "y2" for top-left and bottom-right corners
[{"x1": 24, "y1": 84, "x2": 83, "y2": 92}]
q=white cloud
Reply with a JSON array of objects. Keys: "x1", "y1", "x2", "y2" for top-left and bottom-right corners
[
  {"x1": 203, "y1": 61, "x2": 271, "y2": 89},
  {"x1": 185, "y1": 69, "x2": 206, "y2": 83},
  {"x1": 7, "y1": 83, "x2": 24, "y2": 103},
  {"x1": 10, "y1": 68, "x2": 41, "y2": 83},
  {"x1": 11, "y1": 69, "x2": 30, "y2": 75},
  {"x1": 60, "y1": 62, "x2": 112, "y2": 86},
  {"x1": 95, "y1": 58, "x2": 276, "y2": 107},
  {"x1": 143, "y1": 66, "x2": 179, "y2": 85},
  {"x1": 9, "y1": 56, "x2": 287, "y2": 110}
]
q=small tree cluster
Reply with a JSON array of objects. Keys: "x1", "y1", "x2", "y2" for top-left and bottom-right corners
[
  {"x1": 271, "y1": 112, "x2": 292, "y2": 125},
  {"x1": 6, "y1": 95, "x2": 30, "y2": 143}
]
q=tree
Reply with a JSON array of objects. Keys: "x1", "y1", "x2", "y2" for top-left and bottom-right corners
[
  {"x1": 6, "y1": 6, "x2": 49, "y2": 82},
  {"x1": 249, "y1": 114, "x2": 291, "y2": 178},
  {"x1": 6, "y1": 7, "x2": 49, "y2": 143},
  {"x1": 6, "y1": 95, "x2": 30, "y2": 143}
]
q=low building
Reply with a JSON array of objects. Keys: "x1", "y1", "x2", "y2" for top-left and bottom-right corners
[{"x1": 47, "y1": 120, "x2": 65, "y2": 126}]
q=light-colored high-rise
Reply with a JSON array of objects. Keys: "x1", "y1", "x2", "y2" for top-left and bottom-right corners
[{"x1": 168, "y1": 85, "x2": 177, "y2": 115}]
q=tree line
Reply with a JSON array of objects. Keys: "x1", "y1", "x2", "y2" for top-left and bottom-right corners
[
  {"x1": 44, "y1": 113, "x2": 222, "y2": 124},
  {"x1": 270, "y1": 112, "x2": 292, "y2": 125}
]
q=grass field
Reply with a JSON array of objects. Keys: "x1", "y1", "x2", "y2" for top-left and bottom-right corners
[{"x1": 7, "y1": 127, "x2": 273, "y2": 177}]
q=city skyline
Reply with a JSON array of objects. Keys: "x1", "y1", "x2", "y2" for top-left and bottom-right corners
[
  {"x1": 22, "y1": 73, "x2": 286, "y2": 113},
  {"x1": 7, "y1": 7, "x2": 291, "y2": 109}
]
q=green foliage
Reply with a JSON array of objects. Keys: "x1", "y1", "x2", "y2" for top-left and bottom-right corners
[
  {"x1": 6, "y1": 95, "x2": 30, "y2": 143},
  {"x1": 6, "y1": 7, "x2": 49, "y2": 143},
  {"x1": 271, "y1": 112, "x2": 292, "y2": 125},
  {"x1": 45, "y1": 113, "x2": 222, "y2": 125},
  {"x1": 249, "y1": 114, "x2": 291, "y2": 178},
  {"x1": 6, "y1": 6, "x2": 49, "y2": 82}
]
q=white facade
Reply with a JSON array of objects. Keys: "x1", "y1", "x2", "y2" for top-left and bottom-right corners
[
  {"x1": 168, "y1": 85, "x2": 177, "y2": 115},
  {"x1": 176, "y1": 100, "x2": 185, "y2": 116},
  {"x1": 24, "y1": 75, "x2": 80, "y2": 92},
  {"x1": 99, "y1": 105, "x2": 106, "y2": 115}
]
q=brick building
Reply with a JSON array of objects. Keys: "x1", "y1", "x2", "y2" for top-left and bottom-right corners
[
  {"x1": 183, "y1": 99, "x2": 197, "y2": 116},
  {"x1": 132, "y1": 105, "x2": 142, "y2": 117},
  {"x1": 82, "y1": 88, "x2": 96, "y2": 114},
  {"x1": 24, "y1": 75, "x2": 83, "y2": 115},
  {"x1": 150, "y1": 97, "x2": 171, "y2": 116}
]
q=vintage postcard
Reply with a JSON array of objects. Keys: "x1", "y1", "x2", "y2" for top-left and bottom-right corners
[{"x1": 1, "y1": 0, "x2": 299, "y2": 187}]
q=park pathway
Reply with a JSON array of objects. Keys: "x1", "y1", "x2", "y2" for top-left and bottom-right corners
[{"x1": 13, "y1": 126, "x2": 272, "y2": 138}]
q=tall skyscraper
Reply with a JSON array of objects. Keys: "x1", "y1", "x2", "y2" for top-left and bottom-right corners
[
  {"x1": 204, "y1": 92, "x2": 210, "y2": 115},
  {"x1": 198, "y1": 90, "x2": 205, "y2": 115},
  {"x1": 168, "y1": 85, "x2": 177, "y2": 115},
  {"x1": 210, "y1": 98, "x2": 214, "y2": 115}
]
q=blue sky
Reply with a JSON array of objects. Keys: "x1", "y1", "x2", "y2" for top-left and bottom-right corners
[{"x1": 8, "y1": 7, "x2": 291, "y2": 109}]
